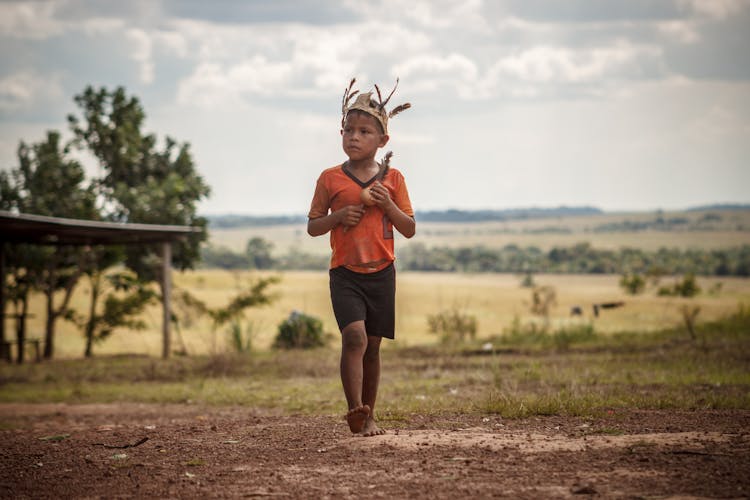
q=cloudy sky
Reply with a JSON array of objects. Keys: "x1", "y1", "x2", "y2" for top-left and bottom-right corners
[{"x1": 1, "y1": 0, "x2": 749, "y2": 216}]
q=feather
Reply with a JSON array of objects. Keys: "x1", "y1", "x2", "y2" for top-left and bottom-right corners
[
  {"x1": 341, "y1": 78, "x2": 357, "y2": 113},
  {"x1": 374, "y1": 84, "x2": 383, "y2": 108},
  {"x1": 381, "y1": 78, "x2": 399, "y2": 108},
  {"x1": 378, "y1": 151, "x2": 393, "y2": 180},
  {"x1": 388, "y1": 102, "x2": 411, "y2": 118},
  {"x1": 345, "y1": 90, "x2": 359, "y2": 107}
]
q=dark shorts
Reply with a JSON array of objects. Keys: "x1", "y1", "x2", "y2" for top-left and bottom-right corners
[{"x1": 329, "y1": 263, "x2": 396, "y2": 339}]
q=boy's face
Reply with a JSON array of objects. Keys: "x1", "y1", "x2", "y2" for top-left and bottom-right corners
[{"x1": 341, "y1": 111, "x2": 389, "y2": 162}]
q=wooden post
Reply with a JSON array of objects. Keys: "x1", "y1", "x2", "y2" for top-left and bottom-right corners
[
  {"x1": 161, "y1": 242, "x2": 172, "y2": 359},
  {"x1": 0, "y1": 244, "x2": 5, "y2": 361}
]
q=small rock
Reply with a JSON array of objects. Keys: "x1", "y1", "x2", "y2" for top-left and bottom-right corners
[{"x1": 571, "y1": 483, "x2": 597, "y2": 495}]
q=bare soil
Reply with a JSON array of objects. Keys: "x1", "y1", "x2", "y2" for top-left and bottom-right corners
[{"x1": 1, "y1": 403, "x2": 748, "y2": 499}]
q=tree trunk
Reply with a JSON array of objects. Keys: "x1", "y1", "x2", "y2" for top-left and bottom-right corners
[
  {"x1": 16, "y1": 295, "x2": 28, "y2": 364},
  {"x1": 43, "y1": 251, "x2": 83, "y2": 360},
  {"x1": 161, "y1": 242, "x2": 172, "y2": 359},
  {"x1": 44, "y1": 289, "x2": 55, "y2": 359},
  {"x1": 0, "y1": 244, "x2": 6, "y2": 351},
  {"x1": 84, "y1": 274, "x2": 101, "y2": 358}
]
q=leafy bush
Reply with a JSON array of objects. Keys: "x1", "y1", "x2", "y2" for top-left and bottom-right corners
[
  {"x1": 658, "y1": 273, "x2": 701, "y2": 297},
  {"x1": 530, "y1": 286, "x2": 557, "y2": 318},
  {"x1": 500, "y1": 317, "x2": 596, "y2": 350},
  {"x1": 619, "y1": 273, "x2": 646, "y2": 295},
  {"x1": 227, "y1": 319, "x2": 258, "y2": 354},
  {"x1": 427, "y1": 308, "x2": 477, "y2": 344},
  {"x1": 273, "y1": 311, "x2": 329, "y2": 349}
]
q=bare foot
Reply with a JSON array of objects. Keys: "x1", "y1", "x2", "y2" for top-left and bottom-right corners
[
  {"x1": 345, "y1": 405, "x2": 370, "y2": 433},
  {"x1": 360, "y1": 417, "x2": 385, "y2": 437}
]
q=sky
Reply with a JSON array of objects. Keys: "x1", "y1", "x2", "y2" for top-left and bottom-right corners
[{"x1": 1, "y1": 0, "x2": 749, "y2": 216}]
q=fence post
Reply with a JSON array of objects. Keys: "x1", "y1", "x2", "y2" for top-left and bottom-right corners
[{"x1": 162, "y1": 242, "x2": 172, "y2": 359}]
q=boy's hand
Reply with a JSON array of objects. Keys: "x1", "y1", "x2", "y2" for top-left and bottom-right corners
[
  {"x1": 368, "y1": 181, "x2": 392, "y2": 208},
  {"x1": 339, "y1": 204, "x2": 366, "y2": 227}
]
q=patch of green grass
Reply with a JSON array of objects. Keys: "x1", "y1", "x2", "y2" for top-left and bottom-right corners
[{"x1": 1, "y1": 308, "x2": 749, "y2": 417}]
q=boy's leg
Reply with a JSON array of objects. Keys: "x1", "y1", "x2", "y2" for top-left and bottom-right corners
[
  {"x1": 361, "y1": 335, "x2": 385, "y2": 436},
  {"x1": 340, "y1": 320, "x2": 369, "y2": 433}
]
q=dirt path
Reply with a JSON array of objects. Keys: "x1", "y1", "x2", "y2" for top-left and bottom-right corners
[{"x1": 1, "y1": 404, "x2": 748, "y2": 499}]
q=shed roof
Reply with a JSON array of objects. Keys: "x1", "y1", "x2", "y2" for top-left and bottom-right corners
[{"x1": 0, "y1": 210, "x2": 200, "y2": 246}]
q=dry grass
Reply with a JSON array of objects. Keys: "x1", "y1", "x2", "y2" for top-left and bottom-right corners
[
  {"x1": 9, "y1": 269, "x2": 750, "y2": 359},
  {"x1": 2, "y1": 311, "x2": 749, "y2": 416},
  {"x1": 209, "y1": 209, "x2": 750, "y2": 253}
]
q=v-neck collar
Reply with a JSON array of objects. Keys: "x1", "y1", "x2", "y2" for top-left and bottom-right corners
[{"x1": 341, "y1": 161, "x2": 378, "y2": 188}]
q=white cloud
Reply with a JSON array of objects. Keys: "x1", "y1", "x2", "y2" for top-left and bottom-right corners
[
  {"x1": 0, "y1": 71, "x2": 63, "y2": 111},
  {"x1": 392, "y1": 53, "x2": 479, "y2": 98},
  {"x1": 177, "y1": 58, "x2": 294, "y2": 108},
  {"x1": 171, "y1": 19, "x2": 432, "y2": 107},
  {"x1": 342, "y1": 0, "x2": 486, "y2": 28},
  {"x1": 0, "y1": 0, "x2": 63, "y2": 39},
  {"x1": 680, "y1": 0, "x2": 750, "y2": 19},
  {"x1": 153, "y1": 30, "x2": 189, "y2": 58},
  {"x1": 657, "y1": 20, "x2": 700, "y2": 44},
  {"x1": 126, "y1": 28, "x2": 155, "y2": 84},
  {"x1": 493, "y1": 42, "x2": 663, "y2": 84}
]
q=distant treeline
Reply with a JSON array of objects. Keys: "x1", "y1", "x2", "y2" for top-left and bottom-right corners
[
  {"x1": 396, "y1": 242, "x2": 750, "y2": 276},
  {"x1": 206, "y1": 206, "x2": 602, "y2": 228},
  {"x1": 413, "y1": 206, "x2": 602, "y2": 222},
  {"x1": 206, "y1": 205, "x2": 750, "y2": 229},
  {"x1": 686, "y1": 203, "x2": 750, "y2": 212},
  {"x1": 202, "y1": 240, "x2": 750, "y2": 277},
  {"x1": 590, "y1": 211, "x2": 750, "y2": 232}
]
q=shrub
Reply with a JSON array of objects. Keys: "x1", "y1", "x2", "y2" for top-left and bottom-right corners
[
  {"x1": 227, "y1": 319, "x2": 258, "y2": 354},
  {"x1": 520, "y1": 272, "x2": 536, "y2": 288},
  {"x1": 499, "y1": 317, "x2": 597, "y2": 350},
  {"x1": 273, "y1": 311, "x2": 329, "y2": 349},
  {"x1": 530, "y1": 286, "x2": 557, "y2": 318},
  {"x1": 657, "y1": 273, "x2": 701, "y2": 297},
  {"x1": 674, "y1": 273, "x2": 700, "y2": 297},
  {"x1": 619, "y1": 273, "x2": 646, "y2": 295},
  {"x1": 427, "y1": 308, "x2": 477, "y2": 344}
]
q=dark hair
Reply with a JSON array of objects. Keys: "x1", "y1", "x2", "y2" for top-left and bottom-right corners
[{"x1": 344, "y1": 109, "x2": 384, "y2": 134}]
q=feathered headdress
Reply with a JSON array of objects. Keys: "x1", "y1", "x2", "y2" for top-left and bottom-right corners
[{"x1": 341, "y1": 78, "x2": 411, "y2": 134}]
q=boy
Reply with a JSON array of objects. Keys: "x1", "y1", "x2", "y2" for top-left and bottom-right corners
[{"x1": 307, "y1": 78, "x2": 415, "y2": 436}]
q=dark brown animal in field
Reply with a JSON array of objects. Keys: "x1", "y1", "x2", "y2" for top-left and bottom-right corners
[{"x1": 593, "y1": 301, "x2": 625, "y2": 317}]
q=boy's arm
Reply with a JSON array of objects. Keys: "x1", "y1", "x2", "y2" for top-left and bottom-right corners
[
  {"x1": 307, "y1": 205, "x2": 366, "y2": 236},
  {"x1": 369, "y1": 182, "x2": 416, "y2": 238}
]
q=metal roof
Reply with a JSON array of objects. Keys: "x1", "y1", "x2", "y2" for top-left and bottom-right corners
[{"x1": 0, "y1": 210, "x2": 201, "y2": 246}]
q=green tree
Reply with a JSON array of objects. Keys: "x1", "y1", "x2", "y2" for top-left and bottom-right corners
[
  {"x1": 68, "y1": 86, "x2": 211, "y2": 280},
  {"x1": 619, "y1": 273, "x2": 646, "y2": 295},
  {"x1": 172, "y1": 276, "x2": 279, "y2": 354},
  {"x1": 78, "y1": 270, "x2": 157, "y2": 357},
  {"x1": 1, "y1": 131, "x2": 98, "y2": 359},
  {"x1": 68, "y1": 86, "x2": 210, "y2": 357},
  {"x1": 246, "y1": 237, "x2": 275, "y2": 269}
]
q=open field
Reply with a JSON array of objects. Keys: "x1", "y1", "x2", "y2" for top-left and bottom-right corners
[
  {"x1": 3, "y1": 274, "x2": 749, "y2": 498},
  {"x1": 12, "y1": 271, "x2": 750, "y2": 358},
  {"x1": 208, "y1": 208, "x2": 750, "y2": 254},
  {"x1": 1, "y1": 316, "x2": 749, "y2": 497}
]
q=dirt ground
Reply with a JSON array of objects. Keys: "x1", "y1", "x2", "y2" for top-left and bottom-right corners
[{"x1": 1, "y1": 404, "x2": 748, "y2": 499}]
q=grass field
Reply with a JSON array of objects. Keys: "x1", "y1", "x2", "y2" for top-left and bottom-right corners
[
  {"x1": 4, "y1": 208, "x2": 749, "y2": 359},
  {"x1": 208, "y1": 208, "x2": 750, "y2": 254},
  {"x1": 9, "y1": 270, "x2": 750, "y2": 359},
  {"x1": 2, "y1": 307, "x2": 749, "y2": 414}
]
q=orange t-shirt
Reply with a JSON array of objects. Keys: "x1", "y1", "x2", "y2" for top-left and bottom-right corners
[{"x1": 308, "y1": 164, "x2": 414, "y2": 273}]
